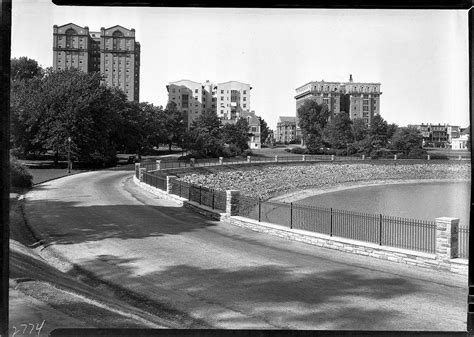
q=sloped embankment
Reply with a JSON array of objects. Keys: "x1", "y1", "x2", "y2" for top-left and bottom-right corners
[{"x1": 175, "y1": 161, "x2": 471, "y2": 200}]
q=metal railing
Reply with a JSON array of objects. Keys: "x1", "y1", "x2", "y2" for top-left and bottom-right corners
[
  {"x1": 244, "y1": 198, "x2": 437, "y2": 254},
  {"x1": 142, "y1": 153, "x2": 470, "y2": 173},
  {"x1": 459, "y1": 225, "x2": 470, "y2": 258},
  {"x1": 167, "y1": 177, "x2": 227, "y2": 212},
  {"x1": 142, "y1": 172, "x2": 167, "y2": 191}
]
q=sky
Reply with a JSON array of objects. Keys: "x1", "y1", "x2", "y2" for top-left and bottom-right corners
[{"x1": 11, "y1": 1, "x2": 470, "y2": 130}]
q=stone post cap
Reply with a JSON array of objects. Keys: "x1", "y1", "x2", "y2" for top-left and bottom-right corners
[{"x1": 435, "y1": 217, "x2": 460, "y2": 223}]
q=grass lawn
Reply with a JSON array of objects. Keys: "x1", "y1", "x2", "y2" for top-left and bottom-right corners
[{"x1": 28, "y1": 168, "x2": 85, "y2": 185}]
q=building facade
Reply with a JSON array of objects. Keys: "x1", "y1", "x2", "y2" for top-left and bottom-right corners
[
  {"x1": 221, "y1": 110, "x2": 261, "y2": 149},
  {"x1": 408, "y1": 123, "x2": 462, "y2": 148},
  {"x1": 276, "y1": 116, "x2": 302, "y2": 144},
  {"x1": 295, "y1": 75, "x2": 381, "y2": 126},
  {"x1": 166, "y1": 79, "x2": 252, "y2": 127},
  {"x1": 53, "y1": 23, "x2": 140, "y2": 102}
]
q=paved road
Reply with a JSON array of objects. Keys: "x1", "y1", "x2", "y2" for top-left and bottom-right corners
[{"x1": 24, "y1": 170, "x2": 468, "y2": 330}]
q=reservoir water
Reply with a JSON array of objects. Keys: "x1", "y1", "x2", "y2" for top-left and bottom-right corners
[{"x1": 297, "y1": 180, "x2": 470, "y2": 226}]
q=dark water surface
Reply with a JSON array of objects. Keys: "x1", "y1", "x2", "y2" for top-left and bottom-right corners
[{"x1": 298, "y1": 180, "x2": 470, "y2": 226}]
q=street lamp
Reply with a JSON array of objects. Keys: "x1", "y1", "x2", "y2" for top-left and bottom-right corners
[{"x1": 67, "y1": 137, "x2": 71, "y2": 174}]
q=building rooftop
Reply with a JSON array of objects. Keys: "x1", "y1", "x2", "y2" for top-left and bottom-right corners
[{"x1": 278, "y1": 116, "x2": 298, "y2": 123}]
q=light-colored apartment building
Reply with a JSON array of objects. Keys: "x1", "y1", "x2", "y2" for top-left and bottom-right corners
[
  {"x1": 295, "y1": 75, "x2": 381, "y2": 126},
  {"x1": 276, "y1": 116, "x2": 302, "y2": 144},
  {"x1": 53, "y1": 23, "x2": 140, "y2": 102},
  {"x1": 166, "y1": 79, "x2": 252, "y2": 127}
]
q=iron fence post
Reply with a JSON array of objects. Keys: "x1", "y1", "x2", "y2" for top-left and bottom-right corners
[
  {"x1": 179, "y1": 180, "x2": 182, "y2": 197},
  {"x1": 189, "y1": 184, "x2": 191, "y2": 201},
  {"x1": 290, "y1": 202, "x2": 293, "y2": 229},
  {"x1": 258, "y1": 199, "x2": 261, "y2": 222},
  {"x1": 330, "y1": 208, "x2": 333, "y2": 236},
  {"x1": 199, "y1": 185, "x2": 202, "y2": 204},
  {"x1": 379, "y1": 214, "x2": 383, "y2": 245},
  {"x1": 212, "y1": 190, "x2": 215, "y2": 209}
]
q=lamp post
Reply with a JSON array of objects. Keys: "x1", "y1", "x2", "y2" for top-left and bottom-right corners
[{"x1": 67, "y1": 137, "x2": 71, "y2": 174}]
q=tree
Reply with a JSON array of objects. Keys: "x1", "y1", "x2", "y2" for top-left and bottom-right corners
[
  {"x1": 258, "y1": 116, "x2": 270, "y2": 144},
  {"x1": 11, "y1": 57, "x2": 43, "y2": 81},
  {"x1": 367, "y1": 115, "x2": 390, "y2": 153},
  {"x1": 297, "y1": 100, "x2": 330, "y2": 153},
  {"x1": 11, "y1": 67, "x2": 128, "y2": 166},
  {"x1": 351, "y1": 118, "x2": 368, "y2": 142},
  {"x1": 163, "y1": 102, "x2": 186, "y2": 153},
  {"x1": 390, "y1": 127, "x2": 426, "y2": 157},
  {"x1": 221, "y1": 118, "x2": 250, "y2": 154},
  {"x1": 10, "y1": 75, "x2": 45, "y2": 157},
  {"x1": 186, "y1": 110, "x2": 224, "y2": 158},
  {"x1": 323, "y1": 112, "x2": 353, "y2": 149},
  {"x1": 115, "y1": 101, "x2": 164, "y2": 159}
]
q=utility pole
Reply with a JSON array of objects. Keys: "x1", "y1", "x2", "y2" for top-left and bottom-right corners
[{"x1": 67, "y1": 137, "x2": 71, "y2": 174}]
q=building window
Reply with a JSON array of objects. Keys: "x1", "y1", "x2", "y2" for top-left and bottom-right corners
[
  {"x1": 243, "y1": 90, "x2": 246, "y2": 94},
  {"x1": 65, "y1": 28, "x2": 77, "y2": 48},
  {"x1": 221, "y1": 90, "x2": 224, "y2": 94},
  {"x1": 195, "y1": 89, "x2": 198, "y2": 93},
  {"x1": 243, "y1": 97, "x2": 246, "y2": 101},
  {"x1": 182, "y1": 94, "x2": 189, "y2": 108}
]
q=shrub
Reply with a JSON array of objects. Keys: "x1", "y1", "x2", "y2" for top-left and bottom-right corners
[
  {"x1": 10, "y1": 158, "x2": 33, "y2": 188},
  {"x1": 370, "y1": 148, "x2": 394, "y2": 159},
  {"x1": 290, "y1": 147, "x2": 307, "y2": 154},
  {"x1": 242, "y1": 149, "x2": 253, "y2": 157}
]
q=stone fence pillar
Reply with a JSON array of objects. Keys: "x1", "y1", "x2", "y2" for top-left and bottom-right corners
[
  {"x1": 190, "y1": 158, "x2": 196, "y2": 167},
  {"x1": 394, "y1": 154, "x2": 397, "y2": 160},
  {"x1": 219, "y1": 157, "x2": 223, "y2": 165},
  {"x1": 436, "y1": 217, "x2": 459, "y2": 270},
  {"x1": 139, "y1": 168, "x2": 146, "y2": 182},
  {"x1": 247, "y1": 156, "x2": 251, "y2": 163},
  {"x1": 274, "y1": 155, "x2": 278, "y2": 162},
  {"x1": 135, "y1": 163, "x2": 140, "y2": 177},
  {"x1": 459, "y1": 155, "x2": 462, "y2": 160},
  {"x1": 226, "y1": 190, "x2": 240, "y2": 216},
  {"x1": 331, "y1": 155, "x2": 335, "y2": 161},
  {"x1": 166, "y1": 176, "x2": 173, "y2": 194},
  {"x1": 427, "y1": 155, "x2": 431, "y2": 160},
  {"x1": 156, "y1": 160, "x2": 161, "y2": 171},
  {"x1": 302, "y1": 155, "x2": 306, "y2": 161},
  {"x1": 362, "y1": 155, "x2": 365, "y2": 160}
]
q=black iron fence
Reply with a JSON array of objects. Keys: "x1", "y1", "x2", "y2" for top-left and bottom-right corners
[
  {"x1": 167, "y1": 177, "x2": 227, "y2": 212},
  {"x1": 459, "y1": 225, "x2": 469, "y2": 258},
  {"x1": 142, "y1": 172, "x2": 167, "y2": 191},
  {"x1": 137, "y1": 163, "x2": 469, "y2": 258},
  {"x1": 242, "y1": 198, "x2": 438, "y2": 254}
]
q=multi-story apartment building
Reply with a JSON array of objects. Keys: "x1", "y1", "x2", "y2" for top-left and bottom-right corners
[
  {"x1": 408, "y1": 123, "x2": 461, "y2": 147},
  {"x1": 276, "y1": 116, "x2": 302, "y2": 144},
  {"x1": 166, "y1": 79, "x2": 252, "y2": 128},
  {"x1": 53, "y1": 23, "x2": 140, "y2": 102},
  {"x1": 295, "y1": 75, "x2": 381, "y2": 126}
]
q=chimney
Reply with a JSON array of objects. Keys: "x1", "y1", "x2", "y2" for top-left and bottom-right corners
[{"x1": 349, "y1": 74, "x2": 353, "y2": 82}]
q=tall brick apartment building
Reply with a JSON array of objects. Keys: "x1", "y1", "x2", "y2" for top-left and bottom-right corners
[
  {"x1": 295, "y1": 75, "x2": 381, "y2": 126},
  {"x1": 53, "y1": 23, "x2": 140, "y2": 102}
]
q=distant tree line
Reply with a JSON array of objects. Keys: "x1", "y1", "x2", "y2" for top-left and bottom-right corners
[
  {"x1": 297, "y1": 99, "x2": 426, "y2": 158},
  {"x1": 9, "y1": 57, "x2": 271, "y2": 166}
]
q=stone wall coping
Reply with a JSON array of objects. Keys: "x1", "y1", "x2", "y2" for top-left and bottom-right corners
[
  {"x1": 231, "y1": 215, "x2": 437, "y2": 260},
  {"x1": 451, "y1": 258, "x2": 469, "y2": 265}
]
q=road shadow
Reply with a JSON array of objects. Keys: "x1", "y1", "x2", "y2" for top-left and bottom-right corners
[
  {"x1": 72, "y1": 255, "x2": 441, "y2": 330},
  {"x1": 24, "y1": 199, "x2": 218, "y2": 245}
]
